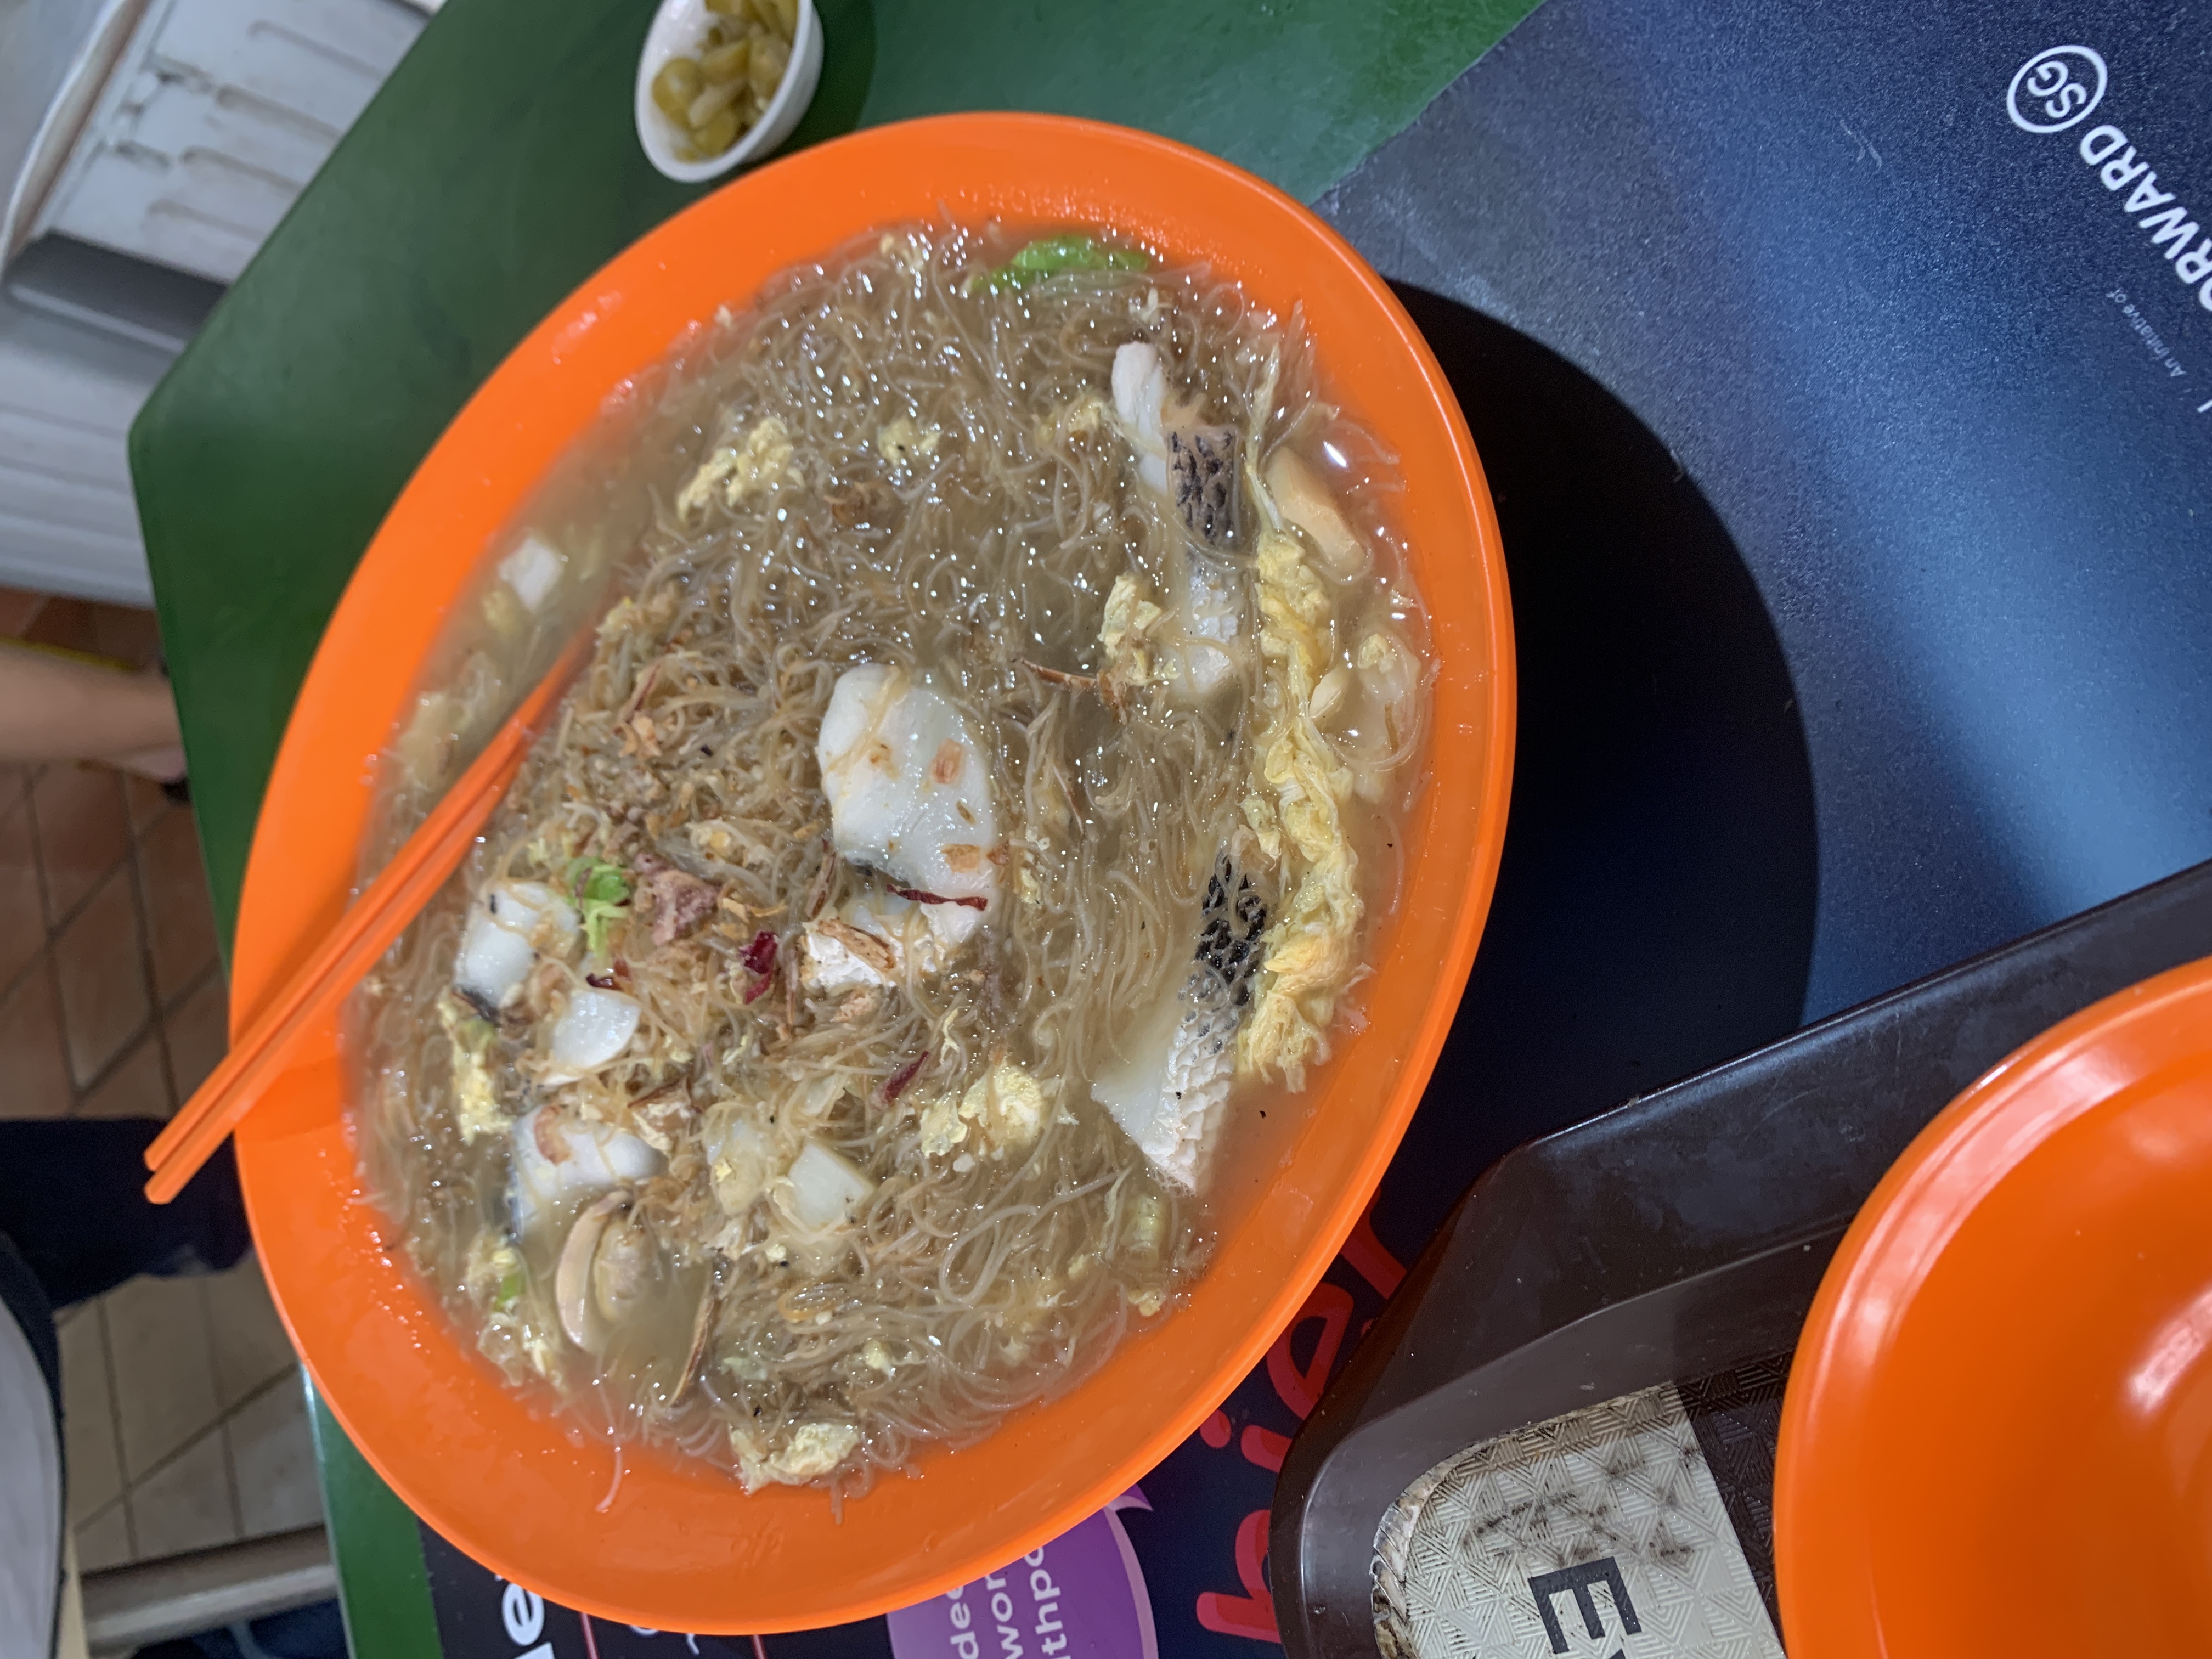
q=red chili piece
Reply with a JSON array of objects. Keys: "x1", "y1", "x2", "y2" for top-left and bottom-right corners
[
  {"x1": 741, "y1": 930, "x2": 779, "y2": 1003},
  {"x1": 740, "y1": 930, "x2": 778, "y2": 975},
  {"x1": 881, "y1": 1053, "x2": 928, "y2": 1104}
]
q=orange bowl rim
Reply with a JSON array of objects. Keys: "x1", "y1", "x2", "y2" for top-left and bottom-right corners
[
  {"x1": 230, "y1": 111, "x2": 1515, "y2": 1629},
  {"x1": 1773, "y1": 951, "x2": 2212, "y2": 1655}
]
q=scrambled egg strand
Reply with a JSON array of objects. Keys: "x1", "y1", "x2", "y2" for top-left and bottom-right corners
[
  {"x1": 440, "y1": 992, "x2": 507, "y2": 1144},
  {"x1": 676, "y1": 416, "x2": 798, "y2": 521},
  {"x1": 1099, "y1": 573, "x2": 1167, "y2": 697},
  {"x1": 1238, "y1": 527, "x2": 1361, "y2": 1090}
]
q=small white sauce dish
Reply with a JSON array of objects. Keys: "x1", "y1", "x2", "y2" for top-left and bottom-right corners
[{"x1": 634, "y1": 0, "x2": 823, "y2": 185}]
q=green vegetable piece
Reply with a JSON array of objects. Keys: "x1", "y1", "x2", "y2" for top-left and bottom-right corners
[
  {"x1": 748, "y1": 32, "x2": 790, "y2": 101},
  {"x1": 701, "y1": 38, "x2": 751, "y2": 84},
  {"x1": 695, "y1": 108, "x2": 742, "y2": 155},
  {"x1": 495, "y1": 1269, "x2": 525, "y2": 1312},
  {"x1": 651, "y1": 58, "x2": 704, "y2": 122},
  {"x1": 991, "y1": 234, "x2": 1149, "y2": 292},
  {"x1": 687, "y1": 77, "x2": 742, "y2": 131},
  {"x1": 566, "y1": 856, "x2": 634, "y2": 958},
  {"x1": 1009, "y1": 234, "x2": 1104, "y2": 272}
]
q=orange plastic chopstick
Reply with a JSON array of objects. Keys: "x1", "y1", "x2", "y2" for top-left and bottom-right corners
[{"x1": 144, "y1": 636, "x2": 589, "y2": 1204}]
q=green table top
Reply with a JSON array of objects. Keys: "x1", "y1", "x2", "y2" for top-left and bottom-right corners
[{"x1": 129, "y1": 0, "x2": 1538, "y2": 1647}]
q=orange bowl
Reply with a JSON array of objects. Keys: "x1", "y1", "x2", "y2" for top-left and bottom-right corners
[
  {"x1": 232, "y1": 114, "x2": 1513, "y2": 1630},
  {"x1": 1776, "y1": 954, "x2": 2212, "y2": 1657}
]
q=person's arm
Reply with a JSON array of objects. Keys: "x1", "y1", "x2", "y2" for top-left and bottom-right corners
[{"x1": 0, "y1": 643, "x2": 183, "y2": 780}]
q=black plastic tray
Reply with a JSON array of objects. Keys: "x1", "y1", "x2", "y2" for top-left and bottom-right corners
[{"x1": 1270, "y1": 857, "x2": 2212, "y2": 1659}]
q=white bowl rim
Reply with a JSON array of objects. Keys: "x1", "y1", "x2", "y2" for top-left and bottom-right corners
[{"x1": 633, "y1": 0, "x2": 822, "y2": 184}]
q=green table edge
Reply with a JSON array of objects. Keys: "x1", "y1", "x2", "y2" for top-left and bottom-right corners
[{"x1": 310, "y1": 1386, "x2": 443, "y2": 1655}]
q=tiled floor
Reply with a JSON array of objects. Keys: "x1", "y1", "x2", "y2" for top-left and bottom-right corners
[
  {"x1": 59, "y1": 1261, "x2": 323, "y2": 1570},
  {"x1": 1, "y1": 587, "x2": 325, "y2": 1568},
  {"x1": 0, "y1": 594, "x2": 224, "y2": 1127}
]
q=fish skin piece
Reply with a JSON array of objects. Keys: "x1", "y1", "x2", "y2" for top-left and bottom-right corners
[
  {"x1": 1111, "y1": 341, "x2": 1241, "y2": 546},
  {"x1": 1168, "y1": 424, "x2": 1240, "y2": 546},
  {"x1": 1091, "y1": 859, "x2": 1269, "y2": 1191}
]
